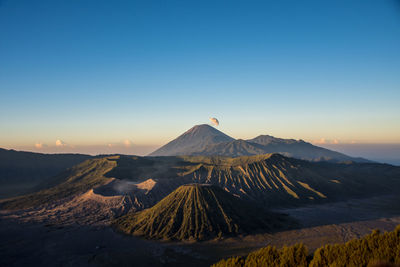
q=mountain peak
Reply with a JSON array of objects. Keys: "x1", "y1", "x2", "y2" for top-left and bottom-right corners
[
  {"x1": 149, "y1": 125, "x2": 370, "y2": 162},
  {"x1": 149, "y1": 124, "x2": 234, "y2": 156},
  {"x1": 188, "y1": 123, "x2": 213, "y2": 129},
  {"x1": 113, "y1": 183, "x2": 287, "y2": 240},
  {"x1": 184, "y1": 124, "x2": 221, "y2": 135}
]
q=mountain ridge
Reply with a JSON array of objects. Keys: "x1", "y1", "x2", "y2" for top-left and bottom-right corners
[
  {"x1": 2, "y1": 153, "x2": 398, "y2": 214},
  {"x1": 0, "y1": 148, "x2": 92, "y2": 199},
  {"x1": 149, "y1": 124, "x2": 235, "y2": 156},
  {"x1": 149, "y1": 125, "x2": 371, "y2": 163},
  {"x1": 113, "y1": 184, "x2": 291, "y2": 240}
]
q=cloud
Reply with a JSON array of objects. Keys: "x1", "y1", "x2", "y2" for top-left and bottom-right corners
[
  {"x1": 209, "y1": 117, "x2": 219, "y2": 126},
  {"x1": 314, "y1": 138, "x2": 327, "y2": 144},
  {"x1": 123, "y1": 139, "x2": 132, "y2": 147},
  {"x1": 314, "y1": 138, "x2": 340, "y2": 145},
  {"x1": 106, "y1": 140, "x2": 133, "y2": 148},
  {"x1": 55, "y1": 139, "x2": 67, "y2": 147},
  {"x1": 35, "y1": 143, "x2": 47, "y2": 149}
]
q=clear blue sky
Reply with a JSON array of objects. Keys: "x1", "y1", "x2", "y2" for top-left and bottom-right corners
[{"x1": 0, "y1": 0, "x2": 399, "y2": 160}]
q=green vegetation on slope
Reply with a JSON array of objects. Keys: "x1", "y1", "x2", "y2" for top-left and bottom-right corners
[
  {"x1": 180, "y1": 154, "x2": 400, "y2": 206},
  {"x1": 114, "y1": 184, "x2": 291, "y2": 241},
  {"x1": 213, "y1": 243, "x2": 309, "y2": 267},
  {"x1": 212, "y1": 225, "x2": 400, "y2": 267},
  {"x1": 0, "y1": 157, "x2": 116, "y2": 209},
  {"x1": 104, "y1": 154, "x2": 400, "y2": 207},
  {"x1": 2, "y1": 153, "x2": 399, "y2": 211}
]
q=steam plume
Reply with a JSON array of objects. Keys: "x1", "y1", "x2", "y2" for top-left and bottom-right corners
[{"x1": 209, "y1": 117, "x2": 219, "y2": 126}]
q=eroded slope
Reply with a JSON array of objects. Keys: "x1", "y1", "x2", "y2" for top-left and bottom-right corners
[{"x1": 114, "y1": 184, "x2": 290, "y2": 240}]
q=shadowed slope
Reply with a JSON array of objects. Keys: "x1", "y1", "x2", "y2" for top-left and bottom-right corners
[
  {"x1": 193, "y1": 139, "x2": 267, "y2": 157},
  {"x1": 148, "y1": 125, "x2": 370, "y2": 162},
  {"x1": 0, "y1": 148, "x2": 91, "y2": 198},
  {"x1": 194, "y1": 136, "x2": 370, "y2": 162},
  {"x1": 248, "y1": 135, "x2": 370, "y2": 162},
  {"x1": 114, "y1": 184, "x2": 290, "y2": 241},
  {"x1": 0, "y1": 157, "x2": 115, "y2": 209}
]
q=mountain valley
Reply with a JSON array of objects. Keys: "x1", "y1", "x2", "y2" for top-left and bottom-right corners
[{"x1": 1, "y1": 125, "x2": 399, "y2": 266}]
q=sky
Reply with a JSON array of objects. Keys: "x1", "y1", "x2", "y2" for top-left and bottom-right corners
[{"x1": 0, "y1": 0, "x2": 399, "y2": 162}]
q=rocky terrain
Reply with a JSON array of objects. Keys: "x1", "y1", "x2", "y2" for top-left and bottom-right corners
[
  {"x1": 0, "y1": 141, "x2": 399, "y2": 266},
  {"x1": 1, "y1": 153, "x2": 399, "y2": 228},
  {"x1": 114, "y1": 184, "x2": 292, "y2": 241},
  {"x1": 1, "y1": 196, "x2": 400, "y2": 266}
]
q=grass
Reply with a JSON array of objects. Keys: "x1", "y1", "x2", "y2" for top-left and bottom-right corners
[{"x1": 212, "y1": 225, "x2": 400, "y2": 267}]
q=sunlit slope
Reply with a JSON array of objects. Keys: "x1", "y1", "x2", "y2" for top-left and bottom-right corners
[
  {"x1": 114, "y1": 184, "x2": 290, "y2": 241},
  {"x1": 212, "y1": 225, "x2": 400, "y2": 267},
  {"x1": 178, "y1": 154, "x2": 400, "y2": 205}
]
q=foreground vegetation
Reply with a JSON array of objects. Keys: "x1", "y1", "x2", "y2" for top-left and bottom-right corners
[{"x1": 212, "y1": 225, "x2": 400, "y2": 267}]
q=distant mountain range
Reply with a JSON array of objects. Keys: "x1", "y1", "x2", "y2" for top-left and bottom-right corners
[{"x1": 149, "y1": 124, "x2": 370, "y2": 163}]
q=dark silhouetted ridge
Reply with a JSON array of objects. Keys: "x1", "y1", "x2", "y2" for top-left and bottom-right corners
[{"x1": 0, "y1": 148, "x2": 91, "y2": 199}]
